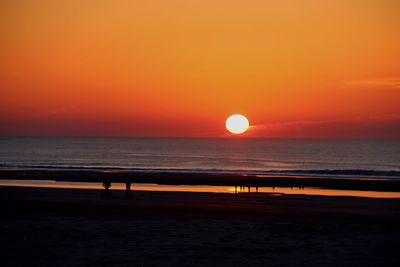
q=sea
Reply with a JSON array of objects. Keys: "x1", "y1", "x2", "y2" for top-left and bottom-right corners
[{"x1": 0, "y1": 137, "x2": 399, "y2": 179}]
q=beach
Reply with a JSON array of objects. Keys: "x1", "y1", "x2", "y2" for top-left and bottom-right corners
[
  {"x1": 1, "y1": 186, "x2": 400, "y2": 266},
  {"x1": 1, "y1": 138, "x2": 400, "y2": 266},
  {"x1": 2, "y1": 0, "x2": 400, "y2": 265},
  {"x1": 2, "y1": 169, "x2": 400, "y2": 192}
]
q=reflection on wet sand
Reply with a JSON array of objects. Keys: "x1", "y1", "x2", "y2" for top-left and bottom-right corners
[{"x1": 1, "y1": 179, "x2": 400, "y2": 199}]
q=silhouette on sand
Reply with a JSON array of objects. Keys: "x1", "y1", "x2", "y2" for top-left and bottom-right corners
[
  {"x1": 100, "y1": 174, "x2": 112, "y2": 198},
  {"x1": 125, "y1": 175, "x2": 132, "y2": 198}
]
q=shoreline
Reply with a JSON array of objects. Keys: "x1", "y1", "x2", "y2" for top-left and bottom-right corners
[
  {"x1": 1, "y1": 168, "x2": 400, "y2": 192},
  {"x1": 2, "y1": 181, "x2": 400, "y2": 199},
  {"x1": 1, "y1": 165, "x2": 399, "y2": 179}
]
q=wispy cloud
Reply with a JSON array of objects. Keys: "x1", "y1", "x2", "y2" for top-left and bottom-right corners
[
  {"x1": 247, "y1": 115, "x2": 400, "y2": 139},
  {"x1": 344, "y1": 77, "x2": 400, "y2": 89}
]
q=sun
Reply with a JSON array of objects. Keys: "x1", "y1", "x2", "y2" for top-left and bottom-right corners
[{"x1": 226, "y1": 114, "x2": 249, "y2": 134}]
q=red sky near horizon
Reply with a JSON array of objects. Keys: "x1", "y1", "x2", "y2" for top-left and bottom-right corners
[{"x1": 1, "y1": 0, "x2": 399, "y2": 138}]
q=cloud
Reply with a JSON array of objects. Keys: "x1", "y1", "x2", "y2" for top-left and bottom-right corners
[
  {"x1": 248, "y1": 115, "x2": 400, "y2": 139},
  {"x1": 344, "y1": 77, "x2": 400, "y2": 89}
]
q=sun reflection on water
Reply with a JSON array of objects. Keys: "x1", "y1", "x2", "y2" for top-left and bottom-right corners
[{"x1": 0, "y1": 180, "x2": 399, "y2": 199}]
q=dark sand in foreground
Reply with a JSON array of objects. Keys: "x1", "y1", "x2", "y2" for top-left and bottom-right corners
[{"x1": 1, "y1": 186, "x2": 400, "y2": 266}]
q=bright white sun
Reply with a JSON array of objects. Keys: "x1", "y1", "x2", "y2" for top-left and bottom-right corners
[{"x1": 226, "y1": 114, "x2": 249, "y2": 134}]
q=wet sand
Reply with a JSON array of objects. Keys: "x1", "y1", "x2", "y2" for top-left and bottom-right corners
[
  {"x1": 1, "y1": 186, "x2": 400, "y2": 266},
  {"x1": 2, "y1": 169, "x2": 400, "y2": 192}
]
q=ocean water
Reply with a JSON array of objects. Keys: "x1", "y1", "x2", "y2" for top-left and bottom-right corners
[{"x1": 0, "y1": 137, "x2": 399, "y2": 178}]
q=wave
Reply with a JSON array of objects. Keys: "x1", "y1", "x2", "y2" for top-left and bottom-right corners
[{"x1": 1, "y1": 163, "x2": 400, "y2": 179}]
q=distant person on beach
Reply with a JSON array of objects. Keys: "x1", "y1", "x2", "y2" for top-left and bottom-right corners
[
  {"x1": 103, "y1": 175, "x2": 111, "y2": 190},
  {"x1": 125, "y1": 175, "x2": 132, "y2": 198},
  {"x1": 101, "y1": 174, "x2": 112, "y2": 198}
]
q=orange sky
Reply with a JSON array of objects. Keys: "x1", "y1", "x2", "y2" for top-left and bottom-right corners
[{"x1": 1, "y1": 0, "x2": 399, "y2": 138}]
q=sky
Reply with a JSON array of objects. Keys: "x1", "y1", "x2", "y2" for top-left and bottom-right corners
[{"x1": 1, "y1": 0, "x2": 399, "y2": 138}]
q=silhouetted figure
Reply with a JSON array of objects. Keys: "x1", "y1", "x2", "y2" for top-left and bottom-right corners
[
  {"x1": 101, "y1": 174, "x2": 112, "y2": 198},
  {"x1": 256, "y1": 187, "x2": 258, "y2": 193},
  {"x1": 125, "y1": 178, "x2": 132, "y2": 198}
]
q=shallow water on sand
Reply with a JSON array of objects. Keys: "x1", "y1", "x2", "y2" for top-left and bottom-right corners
[{"x1": 1, "y1": 180, "x2": 400, "y2": 198}]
